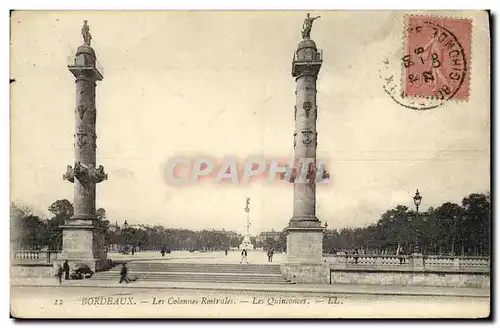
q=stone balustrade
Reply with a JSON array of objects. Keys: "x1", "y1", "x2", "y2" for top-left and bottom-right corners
[
  {"x1": 11, "y1": 250, "x2": 62, "y2": 264},
  {"x1": 323, "y1": 253, "x2": 490, "y2": 271}
]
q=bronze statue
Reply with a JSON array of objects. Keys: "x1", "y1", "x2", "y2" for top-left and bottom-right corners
[
  {"x1": 244, "y1": 197, "x2": 251, "y2": 213},
  {"x1": 302, "y1": 13, "x2": 321, "y2": 39},
  {"x1": 81, "y1": 20, "x2": 92, "y2": 46}
]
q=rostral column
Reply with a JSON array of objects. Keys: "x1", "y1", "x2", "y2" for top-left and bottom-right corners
[
  {"x1": 61, "y1": 21, "x2": 108, "y2": 272},
  {"x1": 282, "y1": 14, "x2": 328, "y2": 281}
]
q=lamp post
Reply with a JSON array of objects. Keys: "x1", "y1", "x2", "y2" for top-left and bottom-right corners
[
  {"x1": 413, "y1": 189, "x2": 422, "y2": 253},
  {"x1": 323, "y1": 221, "x2": 330, "y2": 254},
  {"x1": 122, "y1": 220, "x2": 129, "y2": 253}
]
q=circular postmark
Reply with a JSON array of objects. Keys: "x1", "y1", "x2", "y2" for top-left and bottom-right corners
[{"x1": 379, "y1": 18, "x2": 468, "y2": 110}]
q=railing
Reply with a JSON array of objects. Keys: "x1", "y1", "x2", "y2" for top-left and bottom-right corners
[
  {"x1": 324, "y1": 253, "x2": 490, "y2": 271},
  {"x1": 316, "y1": 50, "x2": 323, "y2": 61},
  {"x1": 292, "y1": 50, "x2": 323, "y2": 63},
  {"x1": 424, "y1": 255, "x2": 490, "y2": 268},
  {"x1": 11, "y1": 250, "x2": 62, "y2": 265},
  {"x1": 67, "y1": 56, "x2": 104, "y2": 77}
]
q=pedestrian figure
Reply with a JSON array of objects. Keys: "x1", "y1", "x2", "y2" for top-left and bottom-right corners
[
  {"x1": 131, "y1": 246, "x2": 135, "y2": 256},
  {"x1": 267, "y1": 249, "x2": 274, "y2": 262},
  {"x1": 55, "y1": 263, "x2": 63, "y2": 285},
  {"x1": 63, "y1": 260, "x2": 70, "y2": 280},
  {"x1": 240, "y1": 249, "x2": 248, "y2": 264},
  {"x1": 119, "y1": 264, "x2": 129, "y2": 283},
  {"x1": 397, "y1": 244, "x2": 405, "y2": 265},
  {"x1": 161, "y1": 246, "x2": 166, "y2": 257},
  {"x1": 225, "y1": 249, "x2": 228, "y2": 256},
  {"x1": 353, "y1": 248, "x2": 359, "y2": 264}
]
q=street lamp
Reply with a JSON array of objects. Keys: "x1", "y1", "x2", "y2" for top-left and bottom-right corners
[
  {"x1": 413, "y1": 189, "x2": 422, "y2": 214},
  {"x1": 122, "y1": 220, "x2": 129, "y2": 253},
  {"x1": 413, "y1": 189, "x2": 422, "y2": 253}
]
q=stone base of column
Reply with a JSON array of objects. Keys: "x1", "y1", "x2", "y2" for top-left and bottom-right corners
[
  {"x1": 281, "y1": 262, "x2": 330, "y2": 284},
  {"x1": 285, "y1": 215, "x2": 324, "y2": 262},
  {"x1": 60, "y1": 224, "x2": 109, "y2": 273},
  {"x1": 282, "y1": 216, "x2": 326, "y2": 283}
]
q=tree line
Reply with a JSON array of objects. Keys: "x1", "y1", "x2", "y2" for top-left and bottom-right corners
[
  {"x1": 323, "y1": 193, "x2": 490, "y2": 256},
  {"x1": 10, "y1": 192, "x2": 490, "y2": 256}
]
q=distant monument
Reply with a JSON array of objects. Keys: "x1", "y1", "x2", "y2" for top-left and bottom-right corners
[
  {"x1": 239, "y1": 197, "x2": 254, "y2": 250},
  {"x1": 281, "y1": 13, "x2": 327, "y2": 283},
  {"x1": 61, "y1": 21, "x2": 108, "y2": 272}
]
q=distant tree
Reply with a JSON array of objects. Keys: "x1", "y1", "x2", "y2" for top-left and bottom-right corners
[
  {"x1": 10, "y1": 203, "x2": 47, "y2": 249},
  {"x1": 229, "y1": 236, "x2": 242, "y2": 248},
  {"x1": 48, "y1": 199, "x2": 74, "y2": 217},
  {"x1": 46, "y1": 199, "x2": 74, "y2": 250},
  {"x1": 461, "y1": 193, "x2": 490, "y2": 255}
]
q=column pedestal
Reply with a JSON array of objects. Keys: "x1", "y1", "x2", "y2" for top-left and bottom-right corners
[
  {"x1": 60, "y1": 224, "x2": 108, "y2": 272},
  {"x1": 285, "y1": 225, "x2": 324, "y2": 263},
  {"x1": 282, "y1": 224, "x2": 328, "y2": 283}
]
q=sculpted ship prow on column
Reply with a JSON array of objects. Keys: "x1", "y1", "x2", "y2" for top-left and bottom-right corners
[{"x1": 61, "y1": 20, "x2": 108, "y2": 272}]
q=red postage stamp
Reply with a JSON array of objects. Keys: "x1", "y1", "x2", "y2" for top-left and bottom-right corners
[{"x1": 403, "y1": 16, "x2": 472, "y2": 101}]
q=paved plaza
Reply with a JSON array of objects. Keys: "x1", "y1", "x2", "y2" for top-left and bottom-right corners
[{"x1": 108, "y1": 250, "x2": 285, "y2": 264}]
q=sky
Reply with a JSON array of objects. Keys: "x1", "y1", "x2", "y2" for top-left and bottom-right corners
[{"x1": 10, "y1": 11, "x2": 490, "y2": 235}]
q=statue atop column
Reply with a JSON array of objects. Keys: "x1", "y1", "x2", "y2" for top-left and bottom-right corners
[
  {"x1": 81, "y1": 20, "x2": 92, "y2": 46},
  {"x1": 245, "y1": 197, "x2": 250, "y2": 213},
  {"x1": 302, "y1": 13, "x2": 321, "y2": 39}
]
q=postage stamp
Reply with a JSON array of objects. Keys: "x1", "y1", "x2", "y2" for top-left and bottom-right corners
[
  {"x1": 379, "y1": 15, "x2": 473, "y2": 110},
  {"x1": 403, "y1": 15, "x2": 472, "y2": 102}
]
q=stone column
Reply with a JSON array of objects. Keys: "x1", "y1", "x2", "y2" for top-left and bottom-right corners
[
  {"x1": 61, "y1": 25, "x2": 108, "y2": 272},
  {"x1": 281, "y1": 35, "x2": 328, "y2": 284},
  {"x1": 292, "y1": 40, "x2": 320, "y2": 223},
  {"x1": 73, "y1": 73, "x2": 97, "y2": 222}
]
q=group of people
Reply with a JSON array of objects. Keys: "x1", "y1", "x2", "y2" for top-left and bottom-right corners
[
  {"x1": 54, "y1": 260, "x2": 71, "y2": 284},
  {"x1": 54, "y1": 259, "x2": 95, "y2": 284},
  {"x1": 238, "y1": 249, "x2": 275, "y2": 264}
]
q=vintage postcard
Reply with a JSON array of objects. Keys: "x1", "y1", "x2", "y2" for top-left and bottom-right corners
[{"x1": 10, "y1": 10, "x2": 490, "y2": 319}]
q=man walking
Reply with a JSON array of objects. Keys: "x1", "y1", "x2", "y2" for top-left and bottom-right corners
[
  {"x1": 55, "y1": 263, "x2": 63, "y2": 285},
  {"x1": 119, "y1": 263, "x2": 129, "y2": 284},
  {"x1": 353, "y1": 248, "x2": 359, "y2": 264},
  {"x1": 397, "y1": 244, "x2": 405, "y2": 265},
  {"x1": 63, "y1": 260, "x2": 70, "y2": 280},
  {"x1": 267, "y1": 249, "x2": 274, "y2": 262},
  {"x1": 240, "y1": 249, "x2": 248, "y2": 264}
]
